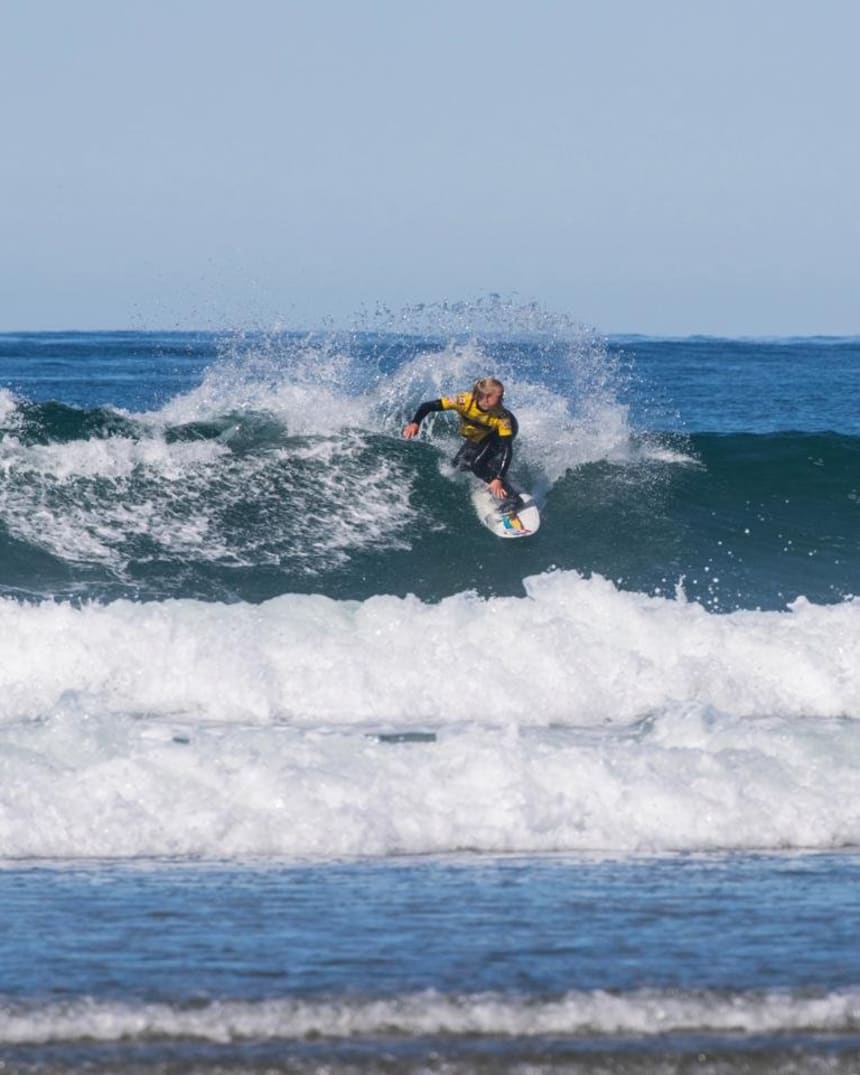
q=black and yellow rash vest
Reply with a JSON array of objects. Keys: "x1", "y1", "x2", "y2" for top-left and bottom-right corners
[{"x1": 410, "y1": 391, "x2": 518, "y2": 480}]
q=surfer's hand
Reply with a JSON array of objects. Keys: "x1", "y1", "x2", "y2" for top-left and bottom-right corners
[
  {"x1": 402, "y1": 423, "x2": 419, "y2": 439},
  {"x1": 488, "y1": 479, "x2": 506, "y2": 499}
]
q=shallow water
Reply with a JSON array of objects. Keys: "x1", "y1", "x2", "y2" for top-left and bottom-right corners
[{"x1": 1, "y1": 853, "x2": 857, "y2": 1072}]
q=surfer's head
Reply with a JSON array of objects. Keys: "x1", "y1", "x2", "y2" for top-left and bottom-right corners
[{"x1": 473, "y1": 377, "x2": 504, "y2": 411}]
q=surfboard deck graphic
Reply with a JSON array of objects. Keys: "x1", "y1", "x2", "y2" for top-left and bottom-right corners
[{"x1": 470, "y1": 481, "x2": 541, "y2": 539}]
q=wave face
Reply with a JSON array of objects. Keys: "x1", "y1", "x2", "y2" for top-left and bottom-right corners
[{"x1": 0, "y1": 328, "x2": 858, "y2": 610}]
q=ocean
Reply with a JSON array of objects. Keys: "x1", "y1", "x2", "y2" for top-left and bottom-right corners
[{"x1": 0, "y1": 303, "x2": 858, "y2": 1073}]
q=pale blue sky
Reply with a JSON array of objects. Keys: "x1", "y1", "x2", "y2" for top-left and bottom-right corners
[{"x1": 2, "y1": 0, "x2": 858, "y2": 335}]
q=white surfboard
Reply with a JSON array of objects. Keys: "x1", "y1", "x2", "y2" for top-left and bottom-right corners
[{"x1": 470, "y1": 480, "x2": 541, "y2": 539}]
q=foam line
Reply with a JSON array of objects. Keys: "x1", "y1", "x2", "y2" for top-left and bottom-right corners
[{"x1": 0, "y1": 989, "x2": 857, "y2": 1044}]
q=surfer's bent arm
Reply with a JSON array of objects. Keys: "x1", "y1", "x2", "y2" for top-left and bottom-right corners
[{"x1": 402, "y1": 399, "x2": 444, "y2": 438}]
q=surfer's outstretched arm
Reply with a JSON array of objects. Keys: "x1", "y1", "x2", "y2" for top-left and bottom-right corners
[{"x1": 402, "y1": 399, "x2": 444, "y2": 438}]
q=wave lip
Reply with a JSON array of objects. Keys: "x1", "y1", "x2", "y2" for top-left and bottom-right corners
[{"x1": 1, "y1": 989, "x2": 858, "y2": 1045}]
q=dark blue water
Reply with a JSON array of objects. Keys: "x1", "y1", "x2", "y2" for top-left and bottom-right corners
[
  {"x1": 620, "y1": 335, "x2": 860, "y2": 434},
  {"x1": 5, "y1": 332, "x2": 857, "y2": 431},
  {"x1": 0, "y1": 331, "x2": 212, "y2": 411}
]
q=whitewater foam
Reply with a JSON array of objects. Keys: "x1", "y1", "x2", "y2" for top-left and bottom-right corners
[
  {"x1": 0, "y1": 422, "x2": 418, "y2": 575},
  {"x1": 1, "y1": 570, "x2": 857, "y2": 727},
  {"x1": 151, "y1": 334, "x2": 375, "y2": 435},
  {"x1": 0, "y1": 572, "x2": 858, "y2": 858},
  {"x1": 1, "y1": 989, "x2": 857, "y2": 1044}
]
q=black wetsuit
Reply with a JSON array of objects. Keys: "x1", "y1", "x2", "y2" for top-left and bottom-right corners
[{"x1": 410, "y1": 393, "x2": 519, "y2": 491}]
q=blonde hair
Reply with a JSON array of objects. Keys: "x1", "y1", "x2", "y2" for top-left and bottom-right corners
[{"x1": 472, "y1": 377, "x2": 505, "y2": 408}]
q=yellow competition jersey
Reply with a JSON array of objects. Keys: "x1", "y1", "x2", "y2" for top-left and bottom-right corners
[{"x1": 440, "y1": 392, "x2": 515, "y2": 444}]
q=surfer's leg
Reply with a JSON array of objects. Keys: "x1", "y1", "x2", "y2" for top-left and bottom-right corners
[
  {"x1": 469, "y1": 440, "x2": 522, "y2": 513},
  {"x1": 467, "y1": 438, "x2": 498, "y2": 481},
  {"x1": 452, "y1": 441, "x2": 480, "y2": 471}
]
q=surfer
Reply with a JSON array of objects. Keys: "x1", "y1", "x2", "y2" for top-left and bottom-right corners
[{"x1": 402, "y1": 378, "x2": 521, "y2": 511}]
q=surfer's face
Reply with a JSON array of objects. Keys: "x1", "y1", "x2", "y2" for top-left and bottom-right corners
[{"x1": 477, "y1": 388, "x2": 503, "y2": 410}]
